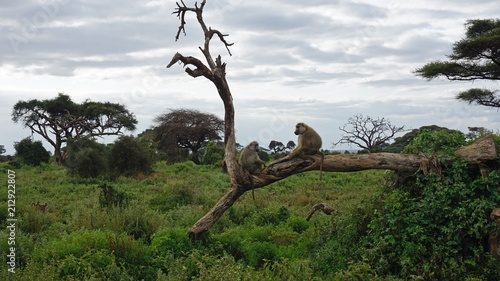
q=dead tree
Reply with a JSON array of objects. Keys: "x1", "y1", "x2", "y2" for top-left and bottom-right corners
[{"x1": 167, "y1": 1, "x2": 499, "y2": 239}]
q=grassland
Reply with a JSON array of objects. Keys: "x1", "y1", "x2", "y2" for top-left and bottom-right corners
[{"x1": 1, "y1": 161, "x2": 388, "y2": 280}]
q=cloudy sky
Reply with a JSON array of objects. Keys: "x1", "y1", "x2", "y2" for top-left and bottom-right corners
[{"x1": 1, "y1": 0, "x2": 499, "y2": 155}]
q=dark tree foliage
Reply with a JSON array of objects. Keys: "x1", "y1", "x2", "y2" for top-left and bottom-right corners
[
  {"x1": 0, "y1": 145, "x2": 6, "y2": 155},
  {"x1": 415, "y1": 19, "x2": 500, "y2": 107},
  {"x1": 268, "y1": 140, "x2": 295, "y2": 154},
  {"x1": 383, "y1": 125, "x2": 461, "y2": 153},
  {"x1": 466, "y1": 126, "x2": 493, "y2": 141},
  {"x1": 335, "y1": 114, "x2": 406, "y2": 152},
  {"x1": 12, "y1": 93, "x2": 137, "y2": 165},
  {"x1": 14, "y1": 137, "x2": 50, "y2": 166},
  {"x1": 65, "y1": 137, "x2": 108, "y2": 178},
  {"x1": 286, "y1": 141, "x2": 296, "y2": 150},
  {"x1": 153, "y1": 108, "x2": 224, "y2": 164},
  {"x1": 108, "y1": 135, "x2": 153, "y2": 177},
  {"x1": 258, "y1": 150, "x2": 270, "y2": 162},
  {"x1": 268, "y1": 140, "x2": 285, "y2": 153}
]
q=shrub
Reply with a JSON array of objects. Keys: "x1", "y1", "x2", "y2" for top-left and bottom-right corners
[
  {"x1": 364, "y1": 133, "x2": 500, "y2": 279},
  {"x1": 150, "y1": 228, "x2": 208, "y2": 259},
  {"x1": 245, "y1": 241, "x2": 279, "y2": 268},
  {"x1": 254, "y1": 206, "x2": 290, "y2": 226},
  {"x1": 14, "y1": 137, "x2": 50, "y2": 166},
  {"x1": 402, "y1": 128, "x2": 466, "y2": 155},
  {"x1": 31, "y1": 229, "x2": 153, "y2": 280},
  {"x1": 66, "y1": 137, "x2": 108, "y2": 178},
  {"x1": 108, "y1": 135, "x2": 153, "y2": 177},
  {"x1": 287, "y1": 215, "x2": 309, "y2": 233},
  {"x1": 99, "y1": 183, "x2": 128, "y2": 208},
  {"x1": 201, "y1": 142, "x2": 224, "y2": 166}
]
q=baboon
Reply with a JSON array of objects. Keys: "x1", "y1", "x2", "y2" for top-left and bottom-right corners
[
  {"x1": 31, "y1": 201, "x2": 48, "y2": 213},
  {"x1": 239, "y1": 141, "x2": 266, "y2": 200},
  {"x1": 287, "y1": 122, "x2": 324, "y2": 180}
]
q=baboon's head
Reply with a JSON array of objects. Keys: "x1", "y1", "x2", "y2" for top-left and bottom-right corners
[{"x1": 294, "y1": 123, "x2": 307, "y2": 135}]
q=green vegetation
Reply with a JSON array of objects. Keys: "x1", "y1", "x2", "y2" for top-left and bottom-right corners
[
  {"x1": 108, "y1": 135, "x2": 154, "y2": 177},
  {"x1": 1, "y1": 130, "x2": 500, "y2": 280},
  {"x1": 14, "y1": 137, "x2": 50, "y2": 166},
  {"x1": 65, "y1": 138, "x2": 108, "y2": 178}
]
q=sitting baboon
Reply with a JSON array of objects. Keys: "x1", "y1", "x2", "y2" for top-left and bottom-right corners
[
  {"x1": 239, "y1": 141, "x2": 266, "y2": 199},
  {"x1": 287, "y1": 122, "x2": 324, "y2": 180}
]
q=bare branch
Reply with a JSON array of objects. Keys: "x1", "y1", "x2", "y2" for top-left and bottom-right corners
[
  {"x1": 172, "y1": 0, "x2": 196, "y2": 41},
  {"x1": 208, "y1": 28, "x2": 234, "y2": 56},
  {"x1": 167, "y1": 52, "x2": 213, "y2": 80}
]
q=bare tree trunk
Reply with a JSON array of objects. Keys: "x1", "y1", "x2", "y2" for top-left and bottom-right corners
[
  {"x1": 188, "y1": 183, "x2": 244, "y2": 239},
  {"x1": 54, "y1": 137, "x2": 64, "y2": 166}
]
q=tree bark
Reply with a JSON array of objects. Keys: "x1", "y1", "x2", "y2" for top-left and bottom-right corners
[{"x1": 188, "y1": 135, "x2": 498, "y2": 238}]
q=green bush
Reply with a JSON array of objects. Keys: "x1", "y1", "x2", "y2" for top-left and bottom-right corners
[
  {"x1": 99, "y1": 183, "x2": 128, "y2": 208},
  {"x1": 402, "y1": 128, "x2": 466, "y2": 155},
  {"x1": 31, "y1": 229, "x2": 153, "y2": 280},
  {"x1": 148, "y1": 179, "x2": 208, "y2": 212},
  {"x1": 201, "y1": 141, "x2": 225, "y2": 165},
  {"x1": 66, "y1": 137, "x2": 108, "y2": 178},
  {"x1": 14, "y1": 137, "x2": 50, "y2": 166},
  {"x1": 151, "y1": 227, "x2": 208, "y2": 258},
  {"x1": 245, "y1": 241, "x2": 279, "y2": 268},
  {"x1": 364, "y1": 132, "x2": 500, "y2": 279},
  {"x1": 254, "y1": 206, "x2": 290, "y2": 226},
  {"x1": 287, "y1": 215, "x2": 309, "y2": 233},
  {"x1": 108, "y1": 135, "x2": 153, "y2": 177}
]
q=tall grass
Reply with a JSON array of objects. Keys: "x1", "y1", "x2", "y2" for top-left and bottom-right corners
[{"x1": 0, "y1": 161, "x2": 390, "y2": 280}]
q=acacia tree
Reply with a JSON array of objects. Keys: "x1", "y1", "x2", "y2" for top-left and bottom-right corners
[
  {"x1": 153, "y1": 108, "x2": 224, "y2": 164},
  {"x1": 334, "y1": 114, "x2": 406, "y2": 152},
  {"x1": 167, "y1": 1, "x2": 498, "y2": 239},
  {"x1": 268, "y1": 140, "x2": 285, "y2": 153},
  {"x1": 415, "y1": 19, "x2": 500, "y2": 107},
  {"x1": 12, "y1": 93, "x2": 137, "y2": 165}
]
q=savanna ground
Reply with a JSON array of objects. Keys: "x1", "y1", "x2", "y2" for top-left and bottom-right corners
[
  {"x1": 2, "y1": 138, "x2": 500, "y2": 281},
  {"x1": 1, "y1": 160, "x2": 387, "y2": 280}
]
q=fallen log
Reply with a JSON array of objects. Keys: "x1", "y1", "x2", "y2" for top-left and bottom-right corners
[{"x1": 188, "y1": 135, "x2": 498, "y2": 239}]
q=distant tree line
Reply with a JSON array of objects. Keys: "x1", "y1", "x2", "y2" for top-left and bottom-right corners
[
  {"x1": 7, "y1": 90, "x2": 496, "y2": 178},
  {"x1": 8, "y1": 97, "x2": 231, "y2": 177}
]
